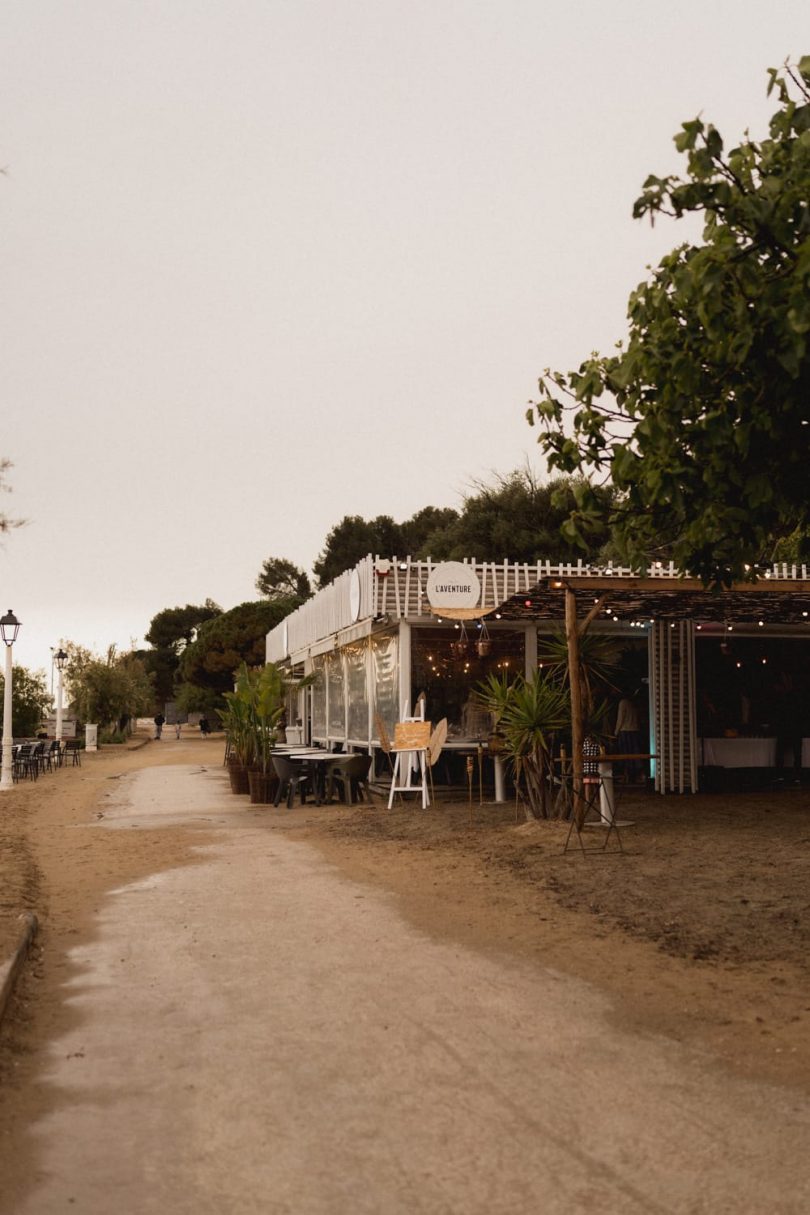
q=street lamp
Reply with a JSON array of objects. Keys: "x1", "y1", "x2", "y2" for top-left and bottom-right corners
[
  {"x1": 0, "y1": 610, "x2": 21, "y2": 792},
  {"x1": 54, "y1": 648, "x2": 68, "y2": 742}
]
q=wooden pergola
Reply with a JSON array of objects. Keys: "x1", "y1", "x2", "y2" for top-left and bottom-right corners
[{"x1": 496, "y1": 575, "x2": 810, "y2": 811}]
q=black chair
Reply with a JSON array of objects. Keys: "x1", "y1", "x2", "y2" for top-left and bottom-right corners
[
  {"x1": 30, "y1": 741, "x2": 49, "y2": 777},
  {"x1": 48, "y1": 739, "x2": 62, "y2": 769},
  {"x1": 13, "y1": 743, "x2": 36, "y2": 782},
  {"x1": 38, "y1": 741, "x2": 53, "y2": 774},
  {"x1": 64, "y1": 738, "x2": 82, "y2": 766},
  {"x1": 272, "y1": 754, "x2": 312, "y2": 809},
  {"x1": 327, "y1": 754, "x2": 374, "y2": 804}
]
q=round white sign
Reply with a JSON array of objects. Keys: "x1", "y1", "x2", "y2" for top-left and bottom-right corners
[
  {"x1": 426, "y1": 562, "x2": 481, "y2": 610},
  {"x1": 349, "y1": 569, "x2": 362, "y2": 622}
]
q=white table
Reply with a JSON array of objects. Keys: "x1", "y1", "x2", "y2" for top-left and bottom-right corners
[
  {"x1": 442, "y1": 740, "x2": 507, "y2": 803},
  {"x1": 701, "y1": 737, "x2": 777, "y2": 768}
]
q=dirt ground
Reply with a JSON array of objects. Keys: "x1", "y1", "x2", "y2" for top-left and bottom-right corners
[{"x1": 1, "y1": 731, "x2": 810, "y2": 1127}]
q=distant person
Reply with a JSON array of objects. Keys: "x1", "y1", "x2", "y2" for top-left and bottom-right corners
[
  {"x1": 175, "y1": 721, "x2": 182, "y2": 740},
  {"x1": 199, "y1": 716, "x2": 210, "y2": 739},
  {"x1": 774, "y1": 672, "x2": 803, "y2": 783},
  {"x1": 614, "y1": 692, "x2": 643, "y2": 783},
  {"x1": 153, "y1": 712, "x2": 165, "y2": 740},
  {"x1": 461, "y1": 693, "x2": 490, "y2": 739}
]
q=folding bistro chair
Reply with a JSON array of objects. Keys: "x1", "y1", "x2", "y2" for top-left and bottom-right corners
[
  {"x1": 375, "y1": 713, "x2": 395, "y2": 776},
  {"x1": 426, "y1": 718, "x2": 448, "y2": 803}
]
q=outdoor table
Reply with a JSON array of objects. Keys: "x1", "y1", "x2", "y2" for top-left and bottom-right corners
[
  {"x1": 279, "y1": 751, "x2": 352, "y2": 805},
  {"x1": 701, "y1": 737, "x2": 776, "y2": 768},
  {"x1": 442, "y1": 739, "x2": 506, "y2": 803}
]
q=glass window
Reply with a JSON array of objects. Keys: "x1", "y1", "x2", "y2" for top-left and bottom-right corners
[
  {"x1": 345, "y1": 642, "x2": 370, "y2": 740},
  {"x1": 311, "y1": 657, "x2": 326, "y2": 737},
  {"x1": 371, "y1": 631, "x2": 399, "y2": 739},
  {"x1": 327, "y1": 654, "x2": 345, "y2": 736},
  {"x1": 411, "y1": 626, "x2": 525, "y2": 738}
]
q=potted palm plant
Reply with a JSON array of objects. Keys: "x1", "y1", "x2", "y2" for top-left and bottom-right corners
[
  {"x1": 246, "y1": 663, "x2": 285, "y2": 804},
  {"x1": 222, "y1": 668, "x2": 257, "y2": 794},
  {"x1": 233, "y1": 661, "x2": 315, "y2": 805}
]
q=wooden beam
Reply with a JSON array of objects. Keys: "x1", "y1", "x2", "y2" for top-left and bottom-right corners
[
  {"x1": 552, "y1": 576, "x2": 810, "y2": 595},
  {"x1": 565, "y1": 587, "x2": 585, "y2": 828}
]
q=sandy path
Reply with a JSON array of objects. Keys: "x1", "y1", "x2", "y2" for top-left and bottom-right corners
[{"x1": 7, "y1": 764, "x2": 810, "y2": 1214}]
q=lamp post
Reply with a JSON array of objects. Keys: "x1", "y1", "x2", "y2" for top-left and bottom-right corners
[
  {"x1": 54, "y1": 648, "x2": 68, "y2": 742},
  {"x1": 0, "y1": 610, "x2": 21, "y2": 793}
]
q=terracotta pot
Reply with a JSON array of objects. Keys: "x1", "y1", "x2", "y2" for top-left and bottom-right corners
[
  {"x1": 248, "y1": 768, "x2": 278, "y2": 805},
  {"x1": 228, "y1": 763, "x2": 250, "y2": 795}
]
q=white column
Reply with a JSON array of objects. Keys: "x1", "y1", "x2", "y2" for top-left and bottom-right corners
[
  {"x1": 493, "y1": 755, "x2": 506, "y2": 803},
  {"x1": 56, "y1": 665, "x2": 64, "y2": 742},
  {"x1": 1, "y1": 645, "x2": 13, "y2": 791},
  {"x1": 398, "y1": 622, "x2": 411, "y2": 720},
  {"x1": 598, "y1": 761, "x2": 615, "y2": 824}
]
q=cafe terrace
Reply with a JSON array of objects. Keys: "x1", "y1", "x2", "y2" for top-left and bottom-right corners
[{"x1": 265, "y1": 555, "x2": 810, "y2": 794}]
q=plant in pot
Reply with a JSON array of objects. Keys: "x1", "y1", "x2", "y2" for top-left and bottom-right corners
[
  {"x1": 246, "y1": 663, "x2": 285, "y2": 805},
  {"x1": 221, "y1": 670, "x2": 257, "y2": 794},
  {"x1": 237, "y1": 661, "x2": 316, "y2": 805}
]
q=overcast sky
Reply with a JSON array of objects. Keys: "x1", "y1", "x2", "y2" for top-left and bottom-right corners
[{"x1": 2, "y1": 0, "x2": 807, "y2": 676}]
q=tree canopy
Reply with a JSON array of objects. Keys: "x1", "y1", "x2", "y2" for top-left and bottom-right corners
[
  {"x1": 428, "y1": 470, "x2": 614, "y2": 564},
  {"x1": 143, "y1": 601, "x2": 222, "y2": 707},
  {"x1": 311, "y1": 472, "x2": 609, "y2": 585},
  {"x1": 65, "y1": 644, "x2": 153, "y2": 732},
  {"x1": 255, "y1": 557, "x2": 311, "y2": 603},
  {"x1": 0, "y1": 665, "x2": 51, "y2": 737},
  {"x1": 177, "y1": 600, "x2": 294, "y2": 712},
  {"x1": 0, "y1": 459, "x2": 23, "y2": 536},
  {"x1": 527, "y1": 56, "x2": 810, "y2": 585},
  {"x1": 313, "y1": 515, "x2": 418, "y2": 587}
]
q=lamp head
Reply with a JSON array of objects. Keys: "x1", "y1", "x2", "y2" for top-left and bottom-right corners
[
  {"x1": 0, "y1": 610, "x2": 20, "y2": 647},
  {"x1": 55, "y1": 648, "x2": 68, "y2": 670}
]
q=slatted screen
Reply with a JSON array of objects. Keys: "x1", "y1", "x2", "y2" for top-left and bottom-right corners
[{"x1": 650, "y1": 620, "x2": 698, "y2": 793}]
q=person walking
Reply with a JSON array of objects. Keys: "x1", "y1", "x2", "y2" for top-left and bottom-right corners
[
  {"x1": 154, "y1": 712, "x2": 165, "y2": 741},
  {"x1": 614, "y1": 692, "x2": 643, "y2": 783},
  {"x1": 175, "y1": 721, "x2": 182, "y2": 740},
  {"x1": 199, "y1": 716, "x2": 210, "y2": 739}
]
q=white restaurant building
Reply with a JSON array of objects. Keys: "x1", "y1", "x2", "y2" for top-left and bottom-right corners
[{"x1": 265, "y1": 555, "x2": 810, "y2": 794}]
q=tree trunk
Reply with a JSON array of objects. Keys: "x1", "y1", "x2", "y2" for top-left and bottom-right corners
[
  {"x1": 565, "y1": 587, "x2": 585, "y2": 828},
  {"x1": 519, "y1": 750, "x2": 551, "y2": 820}
]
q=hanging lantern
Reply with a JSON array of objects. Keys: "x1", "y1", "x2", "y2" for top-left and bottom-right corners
[
  {"x1": 476, "y1": 618, "x2": 492, "y2": 657},
  {"x1": 451, "y1": 621, "x2": 470, "y2": 658}
]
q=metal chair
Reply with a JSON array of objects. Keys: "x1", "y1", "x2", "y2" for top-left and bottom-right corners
[
  {"x1": 13, "y1": 743, "x2": 36, "y2": 782},
  {"x1": 64, "y1": 738, "x2": 82, "y2": 766},
  {"x1": 30, "y1": 741, "x2": 48, "y2": 777}
]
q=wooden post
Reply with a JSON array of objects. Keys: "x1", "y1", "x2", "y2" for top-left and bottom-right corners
[{"x1": 565, "y1": 586, "x2": 585, "y2": 827}]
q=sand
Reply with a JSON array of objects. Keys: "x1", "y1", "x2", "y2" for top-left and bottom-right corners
[{"x1": 0, "y1": 730, "x2": 809, "y2": 1171}]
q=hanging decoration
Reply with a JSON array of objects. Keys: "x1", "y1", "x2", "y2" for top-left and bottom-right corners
[
  {"x1": 476, "y1": 618, "x2": 492, "y2": 657},
  {"x1": 450, "y1": 621, "x2": 469, "y2": 658}
]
